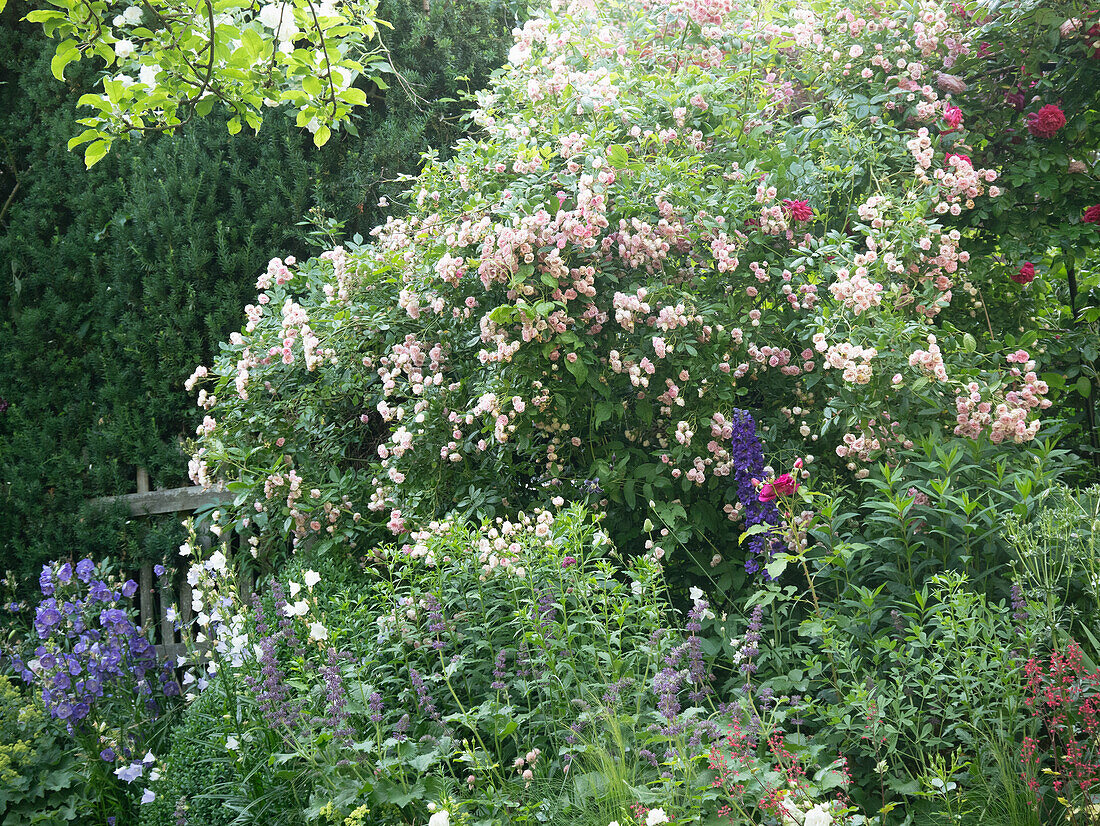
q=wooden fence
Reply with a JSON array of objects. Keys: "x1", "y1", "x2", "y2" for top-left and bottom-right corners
[{"x1": 92, "y1": 468, "x2": 235, "y2": 661}]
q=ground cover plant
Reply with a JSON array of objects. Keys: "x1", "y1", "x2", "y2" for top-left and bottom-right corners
[{"x1": 2, "y1": 0, "x2": 1100, "y2": 823}]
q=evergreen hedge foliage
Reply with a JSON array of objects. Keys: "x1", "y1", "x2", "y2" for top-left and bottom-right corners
[{"x1": 0, "y1": 0, "x2": 519, "y2": 588}]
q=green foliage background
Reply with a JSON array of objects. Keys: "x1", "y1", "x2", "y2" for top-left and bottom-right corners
[{"x1": 0, "y1": 0, "x2": 519, "y2": 587}]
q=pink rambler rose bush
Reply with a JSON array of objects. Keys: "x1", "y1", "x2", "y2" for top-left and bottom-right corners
[{"x1": 186, "y1": 0, "x2": 1052, "y2": 582}]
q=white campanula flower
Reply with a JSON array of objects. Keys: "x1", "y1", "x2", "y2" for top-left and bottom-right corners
[
  {"x1": 289, "y1": 581, "x2": 302, "y2": 597},
  {"x1": 303, "y1": 569, "x2": 321, "y2": 589},
  {"x1": 282, "y1": 599, "x2": 309, "y2": 617},
  {"x1": 804, "y1": 803, "x2": 833, "y2": 826},
  {"x1": 140, "y1": 788, "x2": 155, "y2": 804},
  {"x1": 689, "y1": 586, "x2": 705, "y2": 603},
  {"x1": 226, "y1": 735, "x2": 239, "y2": 751},
  {"x1": 308, "y1": 621, "x2": 328, "y2": 641}
]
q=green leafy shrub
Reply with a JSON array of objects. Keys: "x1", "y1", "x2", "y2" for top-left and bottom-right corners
[
  {"x1": 138, "y1": 688, "x2": 241, "y2": 826},
  {"x1": 0, "y1": 676, "x2": 82, "y2": 825}
]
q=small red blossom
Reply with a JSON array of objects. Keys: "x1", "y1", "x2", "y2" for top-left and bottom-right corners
[
  {"x1": 1084, "y1": 204, "x2": 1100, "y2": 224},
  {"x1": 782, "y1": 199, "x2": 812, "y2": 222},
  {"x1": 1012, "y1": 262, "x2": 1036, "y2": 285},
  {"x1": 1027, "y1": 104, "x2": 1066, "y2": 138}
]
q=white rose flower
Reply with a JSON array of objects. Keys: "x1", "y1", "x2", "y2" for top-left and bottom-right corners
[
  {"x1": 114, "y1": 39, "x2": 135, "y2": 59},
  {"x1": 138, "y1": 64, "x2": 159, "y2": 87},
  {"x1": 645, "y1": 809, "x2": 669, "y2": 826},
  {"x1": 427, "y1": 810, "x2": 450, "y2": 826},
  {"x1": 122, "y1": 5, "x2": 143, "y2": 24}
]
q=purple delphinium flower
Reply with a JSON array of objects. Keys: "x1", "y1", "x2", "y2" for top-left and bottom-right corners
[{"x1": 729, "y1": 410, "x2": 782, "y2": 575}]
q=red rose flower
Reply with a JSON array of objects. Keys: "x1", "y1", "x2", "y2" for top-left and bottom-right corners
[
  {"x1": 1027, "y1": 104, "x2": 1066, "y2": 138},
  {"x1": 1084, "y1": 204, "x2": 1100, "y2": 224},
  {"x1": 1012, "y1": 262, "x2": 1036, "y2": 284},
  {"x1": 782, "y1": 199, "x2": 812, "y2": 222}
]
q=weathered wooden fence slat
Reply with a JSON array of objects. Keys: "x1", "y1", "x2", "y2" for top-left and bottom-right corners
[{"x1": 89, "y1": 469, "x2": 234, "y2": 664}]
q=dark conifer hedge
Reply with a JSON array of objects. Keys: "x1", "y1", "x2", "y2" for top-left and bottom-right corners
[{"x1": 0, "y1": 0, "x2": 518, "y2": 588}]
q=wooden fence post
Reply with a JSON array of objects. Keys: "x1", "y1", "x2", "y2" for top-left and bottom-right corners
[{"x1": 136, "y1": 468, "x2": 156, "y2": 632}]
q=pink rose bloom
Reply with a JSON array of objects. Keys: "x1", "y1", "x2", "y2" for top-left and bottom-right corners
[
  {"x1": 1027, "y1": 104, "x2": 1066, "y2": 138},
  {"x1": 757, "y1": 483, "x2": 776, "y2": 502},
  {"x1": 772, "y1": 473, "x2": 799, "y2": 496},
  {"x1": 943, "y1": 105, "x2": 963, "y2": 129}
]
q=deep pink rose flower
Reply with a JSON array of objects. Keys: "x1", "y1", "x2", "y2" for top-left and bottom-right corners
[
  {"x1": 1012, "y1": 262, "x2": 1035, "y2": 285},
  {"x1": 772, "y1": 473, "x2": 799, "y2": 496},
  {"x1": 943, "y1": 105, "x2": 963, "y2": 129},
  {"x1": 1084, "y1": 204, "x2": 1100, "y2": 224},
  {"x1": 946, "y1": 152, "x2": 971, "y2": 166},
  {"x1": 759, "y1": 473, "x2": 799, "y2": 502},
  {"x1": 1027, "y1": 104, "x2": 1066, "y2": 138},
  {"x1": 782, "y1": 199, "x2": 813, "y2": 222}
]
